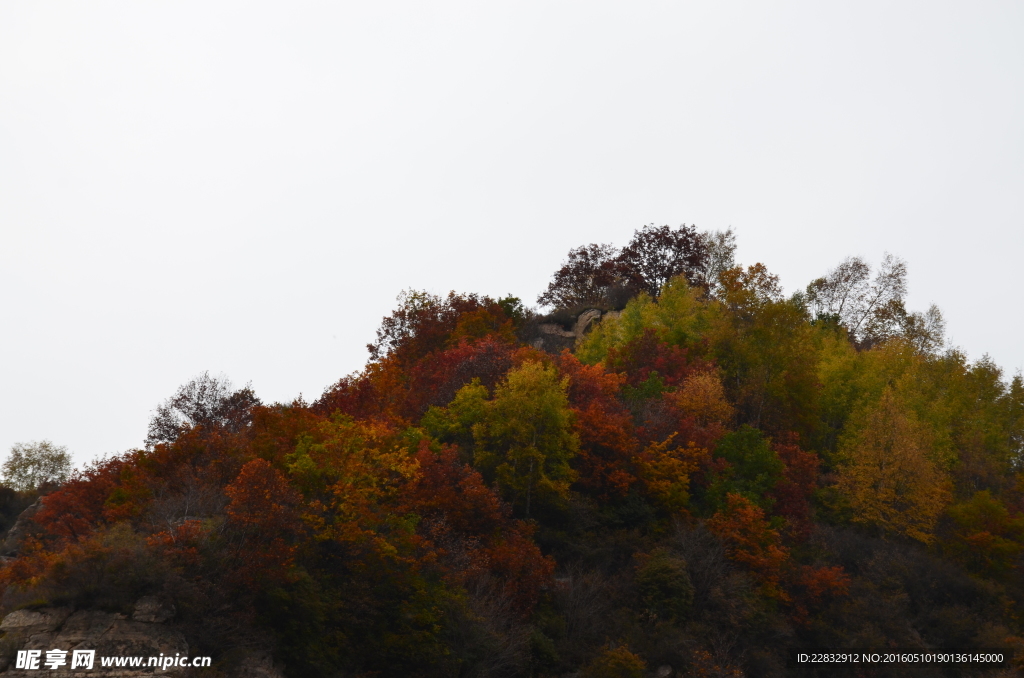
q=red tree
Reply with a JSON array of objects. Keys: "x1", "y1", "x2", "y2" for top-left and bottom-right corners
[{"x1": 769, "y1": 434, "x2": 821, "y2": 542}]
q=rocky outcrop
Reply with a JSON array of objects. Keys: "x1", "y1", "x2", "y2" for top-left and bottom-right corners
[
  {"x1": 0, "y1": 597, "x2": 286, "y2": 677},
  {"x1": 530, "y1": 309, "x2": 620, "y2": 353},
  {"x1": 0, "y1": 598, "x2": 188, "y2": 676},
  {"x1": 129, "y1": 598, "x2": 174, "y2": 625}
]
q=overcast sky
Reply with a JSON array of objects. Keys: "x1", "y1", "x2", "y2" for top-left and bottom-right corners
[{"x1": 2, "y1": 1, "x2": 1022, "y2": 467}]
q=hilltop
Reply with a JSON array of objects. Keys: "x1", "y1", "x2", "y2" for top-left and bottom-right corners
[{"x1": 0, "y1": 225, "x2": 1021, "y2": 677}]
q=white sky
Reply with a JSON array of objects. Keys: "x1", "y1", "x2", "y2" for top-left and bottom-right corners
[{"x1": 2, "y1": 1, "x2": 1022, "y2": 467}]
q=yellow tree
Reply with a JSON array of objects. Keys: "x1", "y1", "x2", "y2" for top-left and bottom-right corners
[
  {"x1": 473, "y1": 361, "x2": 578, "y2": 516},
  {"x1": 633, "y1": 436, "x2": 707, "y2": 515},
  {"x1": 836, "y1": 388, "x2": 952, "y2": 543}
]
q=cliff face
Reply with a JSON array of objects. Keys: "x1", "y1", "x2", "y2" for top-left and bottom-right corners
[
  {"x1": 0, "y1": 599, "x2": 280, "y2": 678},
  {"x1": 0, "y1": 599, "x2": 186, "y2": 677}
]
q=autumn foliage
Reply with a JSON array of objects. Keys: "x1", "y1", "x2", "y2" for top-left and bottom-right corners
[{"x1": 2, "y1": 229, "x2": 1023, "y2": 677}]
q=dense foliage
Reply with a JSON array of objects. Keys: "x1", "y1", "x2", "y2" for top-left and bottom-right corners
[{"x1": 2, "y1": 226, "x2": 1023, "y2": 677}]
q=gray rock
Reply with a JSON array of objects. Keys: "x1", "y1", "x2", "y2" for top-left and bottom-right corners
[
  {"x1": 530, "y1": 308, "x2": 618, "y2": 353},
  {"x1": 0, "y1": 600, "x2": 284, "y2": 677},
  {"x1": 538, "y1": 324, "x2": 577, "y2": 339},
  {"x1": 572, "y1": 309, "x2": 603, "y2": 345},
  {"x1": 0, "y1": 604, "x2": 187, "y2": 676},
  {"x1": 132, "y1": 597, "x2": 174, "y2": 624},
  {"x1": 0, "y1": 607, "x2": 73, "y2": 636}
]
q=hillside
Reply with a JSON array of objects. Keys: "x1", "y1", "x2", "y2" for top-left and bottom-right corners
[{"x1": 1, "y1": 226, "x2": 1022, "y2": 677}]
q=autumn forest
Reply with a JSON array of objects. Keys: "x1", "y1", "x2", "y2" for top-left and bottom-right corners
[{"x1": 2, "y1": 226, "x2": 1022, "y2": 677}]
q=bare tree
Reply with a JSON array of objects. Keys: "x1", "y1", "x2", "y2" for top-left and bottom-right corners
[
  {"x1": 898, "y1": 303, "x2": 946, "y2": 354},
  {"x1": 694, "y1": 228, "x2": 737, "y2": 298},
  {"x1": 806, "y1": 254, "x2": 944, "y2": 351},
  {"x1": 805, "y1": 254, "x2": 906, "y2": 335}
]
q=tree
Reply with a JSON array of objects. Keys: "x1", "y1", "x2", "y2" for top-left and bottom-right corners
[
  {"x1": 660, "y1": 369, "x2": 734, "y2": 449},
  {"x1": 617, "y1": 224, "x2": 707, "y2": 298},
  {"x1": 556, "y1": 353, "x2": 638, "y2": 499},
  {"x1": 405, "y1": 336, "x2": 517, "y2": 417},
  {"x1": 2, "y1": 440, "x2": 72, "y2": 491},
  {"x1": 693, "y1": 228, "x2": 737, "y2": 298},
  {"x1": 537, "y1": 225, "x2": 712, "y2": 310},
  {"x1": 1011, "y1": 373, "x2": 1024, "y2": 470},
  {"x1": 606, "y1": 328, "x2": 706, "y2": 391},
  {"x1": 224, "y1": 458, "x2": 301, "y2": 586},
  {"x1": 703, "y1": 426, "x2": 785, "y2": 513},
  {"x1": 805, "y1": 254, "x2": 943, "y2": 351},
  {"x1": 707, "y1": 493, "x2": 790, "y2": 598},
  {"x1": 583, "y1": 646, "x2": 646, "y2": 678},
  {"x1": 718, "y1": 262, "x2": 784, "y2": 312},
  {"x1": 805, "y1": 254, "x2": 905, "y2": 339},
  {"x1": 366, "y1": 290, "x2": 517, "y2": 365},
  {"x1": 473, "y1": 361, "x2": 579, "y2": 516},
  {"x1": 536, "y1": 243, "x2": 625, "y2": 309},
  {"x1": 32, "y1": 455, "x2": 127, "y2": 539},
  {"x1": 713, "y1": 264, "x2": 819, "y2": 435},
  {"x1": 836, "y1": 388, "x2": 952, "y2": 543},
  {"x1": 633, "y1": 437, "x2": 707, "y2": 514},
  {"x1": 421, "y1": 378, "x2": 490, "y2": 460},
  {"x1": 575, "y1": 272, "x2": 713, "y2": 367},
  {"x1": 944, "y1": 490, "x2": 1024, "y2": 575},
  {"x1": 672, "y1": 370, "x2": 734, "y2": 422},
  {"x1": 768, "y1": 434, "x2": 820, "y2": 541},
  {"x1": 635, "y1": 548, "x2": 694, "y2": 622},
  {"x1": 805, "y1": 255, "x2": 873, "y2": 325},
  {"x1": 146, "y1": 372, "x2": 260, "y2": 447},
  {"x1": 898, "y1": 303, "x2": 946, "y2": 354},
  {"x1": 398, "y1": 442, "x2": 556, "y2": 616}
]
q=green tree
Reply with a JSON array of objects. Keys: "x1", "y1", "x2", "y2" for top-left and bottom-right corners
[
  {"x1": 420, "y1": 378, "x2": 489, "y2": 460},
  {"x1": 703, "y1": 425, "x2": 785, "y2": 513},
  {"x1": 2, "y1": 440, "x2": 72, "y2": 491},
  {"x1": 473, "y1": 361, "x2": 578, "y2": 516},
  {"x1": 635, "y1": 548, "x2": 694, "y2": 622},
  {"x1": 576, "y1": 274, "x2": 713, "y2": 365},
  {"x1": 711, "y1": 264, "x2": 820, "y2": 436},
  {"x1": 945, "y1": 490, "x2": 1024, "y2": 575}
]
